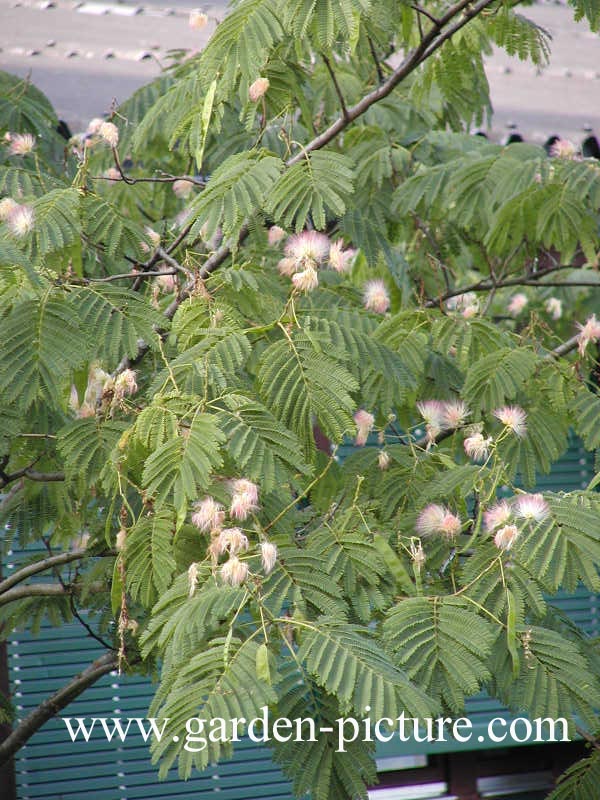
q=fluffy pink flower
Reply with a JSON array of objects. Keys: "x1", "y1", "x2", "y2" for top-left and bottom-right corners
[
  {"x1": 545, "y1": 297, "x2": 562, "y2": 321},
  {"x1": 173, "y1": 179, "x2": 193, "y2": 199},
  {"x1": 188, "y1": 562, "x2": 200, "y2": 596},
  {"x1": 378, "y1": 450, "x2": 391, "y2": 470},
  {"x1": 292, "y1": 266, "x2": 319, "y2": 292},
  {"x1": 494, "y1": 524, "x2": 519, "y2": 551},
  {"x1": 87, "y1": 117, "x2": 104, "y2": 136},
  {"x1": 285, "y1": 230, "x2": 329, "y2": 267},
  {"x1": 484, "y1": 500, "x2": 512, "y2": 532},
  {"x1": 99, "y1": 121, "x2": 119, "y2": 147},
  {"x1": 156, "y1": 273, "x2": 177, "y2": 293},
  {"x1": 229, "y1": 479, "x2": 259, "y2": 520},
  {"x1": 192, "y1": 497, "x2": 225, "y2": 532},
  {"x1": 8, "y1": 133, "x2": 36, "y2": 156},
  {"x1": 189, "y1": 9, "x2": 208, "y2": 29},
  {"x1": 493, "y1": 405, "x2": 527, "y2": 437},
  {"x1": 328, "y1": 240, "x2": 355, "y2": 273},
  {"x1": 577, "y1": 314, "x2": 600, "y2": 356},
  {"x1": 249, "y1": 77, "x2": 270, "y2": 102},
  {"x1": 260, "y1": 541, "x2": 277, "y2": 574},
  {"x1": 217, "y1": 527, "x2": 249, "y2": 556},
  {"x1": 549, "y1": 138, "x2": 576, "y2": 159},
  {"x1": 0, "y1": 197, "x2": 19, "y2": 221},
  {"x1": 268, "y1": 225, "x2": 286, "y2": 245},
  {"x1": 220, "y1": 555, "x2": 249, "y2": 586},
  {"x1": 514, "y1": 493, "x2": 549, "y2": 522},
  {"x1": 354, "y1": 409, "x2": 375, "y2": 446},
  {"x1": 278, "y1": 257, "x2": 297, "y2": 277},
  {"x1": 464, "y1": 432, "x2": 492, "y2": 461},
  {"x1": 416, "y1": 504, "x2": 461, "y2": 539},
  {"x1": 416, "y1": 400, "x2": 446, "y2": 442},
  {"x1": 442, "y1": 400, "x2": 469, "y2": 429},
  {"x1": 507, "y1": 293, "x2": 528, "y2": 316},
  {"x1": 6, "y1": 204, "x2": 34, "y2": 237},
  {"x1": 363, "y1": 279, "x2": 390, "y2": 314},
  {"x1": 114, "y1": 369, "x2": 137, "y2": 399}
]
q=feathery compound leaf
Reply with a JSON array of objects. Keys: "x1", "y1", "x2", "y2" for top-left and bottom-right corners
[
  {"x1": 142, "y1": 571, "x2": 246, "y2": 660},
  {"x1": 83, "y1": 196, "x2": 149, "y2": 262},
  {"x1": 150, "y1": 637, "x2": 277, "y2": 778},
  {"x1": 142, "y1": 413, "x2": 225, "y2": 515},
  {"x1": 548, "y1": 750, "x2": 600, "y2": 800},
  {"x1": 133, "y1": 405, "x2": 178, "y2": 451},
  {"x1": 216, "y1": 396, "x2": 311, "y2": 492},
  {"x1": 28, "y1": 188, "x2": 81, "y2": 259},
  {"x1": 462, "y1": 347, "x2": 538, "y2": 412},
  {"x1": 384, "y1": 597, "x2": 498, "y2": 711},
  {"x1": 570, "y1": 387, "x2": 600, "y2": 449},
  {"x1": 282, "y1": 0, "x2": 371, "y2": 49},
  {"x1": 199, "y1": 0, "x2": 284, "y2": 88},
  {"x1": 189, "y1": 151, "x2": 283, "y2": 241},
  {"x1": 126, "y1": 510, "x2": 177, "y2": 607},
  {"x1": 512, "y1": 493, "x2": 600, "y2": 592},
  {"x1": 273, "y1": 666, "x2": 376, "y2": 800},
  {"x1": 267, "y1": 151, "x2": 354, "y2": 231},
  {"x1": 57, "y1": 418, "x2": 127, "y2": 485},
  {"x1": 485, "y1": 9, "x2": 551, "y2": 64},
  {"x1": 297, "y1": 620, "x2": 435, "y2": 719},
  {"x1": 67, "y1": 286, "x2": 163, "y2": 364},
  {"x1": 0, "y1": 293, "x2": 88, "y2": 410},
  {"x1": 150, "y1": 329, "x2": 251, "y2": 397},
  {"x1": 258, "y1": 332, "x2": 358, "y2": 456},
  {"x1": 261, "y1": 545, "x2": 348, "y2": 618},
  {"x1": 490, "y1": 624, "x2": 599, "y2": 729}
]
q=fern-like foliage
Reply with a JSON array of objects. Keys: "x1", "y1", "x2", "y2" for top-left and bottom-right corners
[
  {"x1": 297, "y1": 619, "x2": 436, "y2": 719},
  {"x1": 149, "y1": 636, "x2": 277, "y2": 778},
  {"x1": 198, "y1": 0, "x2": 284, "y2": 89},
  {"x1": 141, "y1": 413, "x2": 225, "y2": 516},
  {"x1": 258, "y1": 330, "x2": 358, "y2": 456},
  {"x1": 267, "y1": 151, "x2": 354, "y2": 231},
  {"x1": 273, "y1": 663, "x2": 377, "y2": 800},
  {"x1": 489, "y1": 623, "x2": 599, "y2": 729},
  {"x1": 67, "y1": 285, "x2": 163, "y2": 364},
  {"x1": 0, "y1": 292, "x2": 88, "y2": 410},
  {"x1": 548, "y1": 750, "x2": 600, "y2": 800},
  {"x1": 189, "y1": 151, "x2": 283, "y2": 241},
  {"x1": 216, "y1": 395, "x2": 311, "y2": 492},
  {"x1": 125, "y1": 511, "x2": 177, "y2": 607},
  {"x1": 384, "y1": 597, "x2": 498, "y2": 711},
  {"x1": 57, "y1": 418, "x2": 127, "y2": 486}
]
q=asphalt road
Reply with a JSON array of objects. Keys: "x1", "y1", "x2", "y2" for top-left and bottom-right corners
[{"x1": 1, "y1": 0, "x2": 599, "y2": 142}]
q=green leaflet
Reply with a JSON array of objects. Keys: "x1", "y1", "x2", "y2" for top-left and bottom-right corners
[
  {"x1": 384, "y1": 596, "x2": 499, "y2": 710},
  {"x1": 141, "y1": 413, "x2": 225, "y2": 518}
]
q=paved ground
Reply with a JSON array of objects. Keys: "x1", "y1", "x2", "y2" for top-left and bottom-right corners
[{"x1": 1, "y1": 0, "x2": 599, "y2": 143}]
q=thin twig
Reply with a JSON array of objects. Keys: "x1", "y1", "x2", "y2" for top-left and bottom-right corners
[{"x1": 322, "y1": 53, "x2": 349, "y2": 121}]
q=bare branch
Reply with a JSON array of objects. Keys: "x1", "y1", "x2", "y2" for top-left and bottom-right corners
[
  {"x1": 0, "y1": 652, "x2": 118, "y2": 765},
  {"x1": 88, "y1": 270, "x2": 178, "y2": 283},
  {"x1": 322, "y1": 54, "x2": 349, "y2": 121},
  {"x1": 0, "y1": 550, "x2": 87, "y2": 595},
  {"x1": 0, "y1": 583, "x2": 71, "y2": 607}
]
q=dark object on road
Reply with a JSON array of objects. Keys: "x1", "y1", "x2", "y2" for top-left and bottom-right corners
[{"x1": 582, "y1": 135, "x2": 600, "y2": 159}]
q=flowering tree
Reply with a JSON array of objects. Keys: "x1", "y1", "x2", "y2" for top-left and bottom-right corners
[{"x1": 1, "y1": 1, "x2": 600, "y2": 797}]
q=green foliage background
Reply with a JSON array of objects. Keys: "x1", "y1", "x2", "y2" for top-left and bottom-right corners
[{"x1": 1, "y1": 1, "x2": 600, "y2": 797}]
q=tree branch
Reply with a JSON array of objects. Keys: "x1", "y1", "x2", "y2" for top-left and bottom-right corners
[
  {"x1": 0, "y1": 460, "x2": 65, "y2": 490},
  {"x1": 0, "y1": 652, "x2": 118, "y2": 765},
  {"x1": 322, "y1": 53, "x2": 349, "y2": 121},
  {"x1": 0, "y1": 550, "x2": 87, "y2": 595},
  {"x1": 0, "y1": 583, "x2": 71, "y2": 607}
]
